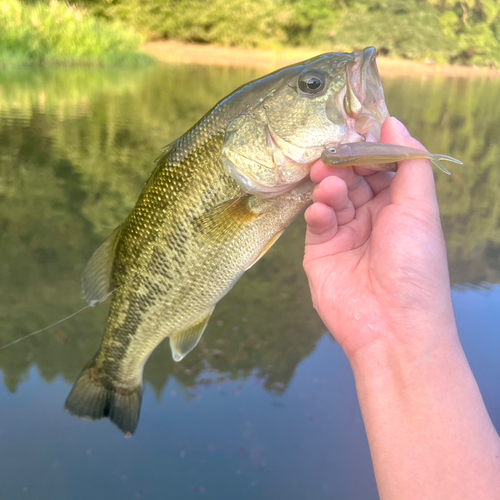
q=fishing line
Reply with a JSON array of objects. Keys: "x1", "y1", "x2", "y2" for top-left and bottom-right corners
[
  {"x1": 0, "y1": 305, "x2": 92, "y2": 351},
  {"x1": 0, "y1": 273, "x2": 142, "y2": 351}
]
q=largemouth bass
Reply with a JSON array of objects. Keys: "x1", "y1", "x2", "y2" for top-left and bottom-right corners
[
  {"x1": 321, "y1": 142, "x2": 462, "y2": 174},
  {"x1": 65, "y1": 47, "x2": 389, "y2": 436}
]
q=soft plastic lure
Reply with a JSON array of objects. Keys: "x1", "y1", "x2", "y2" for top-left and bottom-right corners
[{"x1": 321, "y1": 142, "x2": 463, "y2": 175}]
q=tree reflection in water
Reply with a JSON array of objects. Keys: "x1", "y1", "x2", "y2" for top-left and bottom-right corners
[{"x1": 0, "y1": 64, "x2": 499, "y2": 399}]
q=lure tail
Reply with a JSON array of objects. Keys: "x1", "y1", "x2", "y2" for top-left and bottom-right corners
[{"x1": 430, "y1": 154, "x2": 463, "y2": 176}]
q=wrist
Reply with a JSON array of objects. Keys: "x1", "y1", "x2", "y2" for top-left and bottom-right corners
[{"x1": 347, "y1": 315, "x2": 461, "y2": 388}]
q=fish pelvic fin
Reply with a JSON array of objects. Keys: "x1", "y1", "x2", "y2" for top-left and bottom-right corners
[
  {"x1": 65, "y1": 359, "x2": 142, "y2": 437},
  {"x1": 170, "y1": 308, "x2": 215, "y2": 362},
  {"x1": 82, "y1": 224, "x2": 123, "y2": 306}
]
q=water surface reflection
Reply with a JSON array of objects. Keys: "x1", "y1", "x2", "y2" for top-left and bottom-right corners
[{"x1": 0, "y1": 64, "x2": 499, "y2": 499}]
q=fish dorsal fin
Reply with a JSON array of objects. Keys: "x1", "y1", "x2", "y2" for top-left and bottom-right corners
[
  {"x1": 195, "y1": 195, "x2": 259, "y2": 240},
  {"x1": 81, "y1": 225, "x2": 122, "y2": 306},
  {"x1": 169, "y1": 308, "x2": 214, "y2": 362}
]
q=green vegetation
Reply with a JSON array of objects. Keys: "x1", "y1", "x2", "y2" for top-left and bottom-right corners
[
  {"x1": 2, "y1": 0, "x2": 499, "y2": 67},
  {"x1": 0, "y1": 0, "x2": 149, "y2": 67},
  {"x1": 81, "y1": 0, "x2": 500, "y2": 67}
]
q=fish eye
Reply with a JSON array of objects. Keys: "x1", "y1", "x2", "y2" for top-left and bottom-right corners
[
  {"x1": 298, "y1": 70, "x2": 326, "y2": 95},
  {"x1": 328, "y1": 147, "x2": 337, "y2": 153}
]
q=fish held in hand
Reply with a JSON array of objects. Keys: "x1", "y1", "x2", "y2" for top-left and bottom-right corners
[
  {"x1": 65, "y1": 47, "x2": 389, "y2": 436},
  {"x1": 321, "y1": 142, "x2": 462, "y2": 175}
]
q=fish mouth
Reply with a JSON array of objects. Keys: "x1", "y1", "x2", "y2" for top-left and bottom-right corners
[
  {"x1": 338, "y1": 47, "x2": 389, "y2": 144},
  {"x1": 347, "y1": 47, "x2": 389, "y2": 141}
]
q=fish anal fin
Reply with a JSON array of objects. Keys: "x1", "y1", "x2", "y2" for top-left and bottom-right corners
[
  {"x1": 170, "y1": 308, "x2": 214, "y2": 362},
  {"x1": 82, "y1": 225, "x2": 122, "y2": 306},
  {"x1": 246, "y1": 230, "x2": 285, "y2": 271},
  {"x1": 65, "y1": 360, "x2": 142, "y2": 437}
]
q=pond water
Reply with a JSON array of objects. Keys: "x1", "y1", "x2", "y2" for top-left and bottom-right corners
[{"x1": 0, "y1": 63, "x2": 499, "y2": 500}]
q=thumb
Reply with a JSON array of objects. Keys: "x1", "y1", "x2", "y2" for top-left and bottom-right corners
[{"x1": 381, "y1": 117, "x2": 439, "y2": 216}]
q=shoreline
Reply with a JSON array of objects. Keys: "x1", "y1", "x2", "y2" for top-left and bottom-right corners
[{"x1": 143, "y1": 40, "x2": 500, "y2": 78}]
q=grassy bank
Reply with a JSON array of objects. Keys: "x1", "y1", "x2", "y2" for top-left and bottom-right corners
[{"x1": 0, "y1": 0, "x2": 150, "y2": 67}]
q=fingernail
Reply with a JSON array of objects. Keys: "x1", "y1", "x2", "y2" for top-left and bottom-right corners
[{"x1": 392, "y1": 117, "x2": 410, "y2": 137}]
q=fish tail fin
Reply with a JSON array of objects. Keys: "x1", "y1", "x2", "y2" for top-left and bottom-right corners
[
  {"x1": 430, "y1": 154, "x2": 462, "y2": 175},
  {"x1": 65, "y1": 359, "x2": 142, "y2": 437}
]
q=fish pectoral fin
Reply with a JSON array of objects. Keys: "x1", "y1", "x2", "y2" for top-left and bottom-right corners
[
  {"x1": 170, "y1": 308, "x2": 214, "y2": 362},
  {"x1": 195, "y1": 195, "x2": 260, "y2": 240},
  {"x1": 81, "y1": 224, "x2": 122, "y2": 306},
  {"x1": 246, "y1": 230, "x2": 285, "y2": 270}
]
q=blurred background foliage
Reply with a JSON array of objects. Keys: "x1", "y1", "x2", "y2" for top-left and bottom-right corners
[
  {"x1": 80, "y1": 0, "x2": 500, "y2": 66},
  {"x1": 1, "y1": 0, "x2": 500, "y2": 67},
  {"x1": 0, "y1": 63, "x2": 499, "y2": 394}
]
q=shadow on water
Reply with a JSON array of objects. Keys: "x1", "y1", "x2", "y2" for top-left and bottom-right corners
[{"x1": 0, "y1": 63, "x2": 499, "y2": 500}]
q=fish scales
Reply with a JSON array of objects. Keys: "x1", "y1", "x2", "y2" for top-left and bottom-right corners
[
  {"x1": 103, "y1": 138, "x2": 239, "y2": 356},
  {"x1": 65, "y1": 47, "x2": 390, "y2": 435}
]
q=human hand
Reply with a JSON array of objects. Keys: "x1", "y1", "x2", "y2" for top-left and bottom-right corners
[{"x1": 303, "y1": 117, "x2": 457, "y2": 365}]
